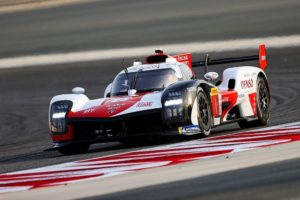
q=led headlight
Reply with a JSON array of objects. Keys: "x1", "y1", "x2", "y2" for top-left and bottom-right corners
[
  {"x1": 164, "y1": 99, "x2": 183, "y2": 106},
  {"x1": 164, "y1": 91, "x2": 184, "y2": 118},
  {"x1": 164, "y1": 91, "x2": 183, "y2": 107},
  {"x1": 50, "y1": 101, "x2": 72, "y2": 134}
]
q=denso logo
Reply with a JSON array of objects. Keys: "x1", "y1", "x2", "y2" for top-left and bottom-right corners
[
  {"x1": 137, "y1": 102, "x2": 153, "y2": 107},
  {"x1": 241, "y1": 79, "x2": 254, "y2": 89}
]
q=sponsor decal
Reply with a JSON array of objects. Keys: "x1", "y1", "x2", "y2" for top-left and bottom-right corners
[
  {"x1": 109, "y1": 98, "x2": 130, "y2": 103},
  {"x1": 211, "y1": 88, "x2": 220, "y2": 117},
  {"x1": 83, "y1": 108, "x2": 95, "y2": 114},
  {"x1": 173, "y1": 53, "x2": 192, "y2": 67},
  {"x1": 1, "y1": 122, "x2": 300, "y2": 194},
  {"x1": 178, "y1": 125, "x2": 200, "y2": 135},
  {"x1": 130, "y1": 65, "x2": 159, "y2": 72},
  {"x1": 248, "y1": 93, "x2": 257, "y2": 115},
  {"x1": 213, "y1": 117, "x2": 221, "y2": 126},
  {"x1": 176, "y1": 55, "x2": 189, "y2": 61},
  {"x1": 106, "y1": 103, "x2": 125, "y2": 109},
  {"x1": 241, "y1": 79, "x2": 254, "y2": 89},
  {"x1": 106, "y1": 103, "x2": 126, "y2": 114},
  {"x1": 136, "y1": 102, "x2": 153, "y2": 107},
  {"x1": 210, "y1": 88, "x2": 219, "y2": 96},
  {"x1": 107, "y1": 110, "x2": 116, "y2": 114},
  {"x1": 69, "y1": 95, "x2": 144, "y2": 118}
]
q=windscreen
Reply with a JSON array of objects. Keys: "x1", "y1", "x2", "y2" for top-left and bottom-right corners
[{"x1": 111, "y1": 68, "x2": 178, "y2": 96}]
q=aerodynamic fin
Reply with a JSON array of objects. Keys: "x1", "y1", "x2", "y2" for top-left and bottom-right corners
[
  {"x1": 191, "y1": 44, "x2": 267, "y2": 70},
  {"x1": 259, "y1": 44, "x2": 267, "y2": 70}
]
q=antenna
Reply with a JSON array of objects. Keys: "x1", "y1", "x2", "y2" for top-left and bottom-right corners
[
  {"x1": 204, "y1": 54, "x2": 210, "y2": 74},
  {"x1": 122, "y1": 58, "x2": 129, "y2": 80},
  {"x1": 131, "y1": 69, "x2": 142, "y2": 90}
]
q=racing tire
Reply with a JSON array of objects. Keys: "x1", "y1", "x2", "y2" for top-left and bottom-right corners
[
  {"x1": 197, "y1": 88, "x2": 212, "y2": 137},
  {"x1": 58, "y1": 143, "x2": 90, "y2": 155},
  {"x1": 238, "y1": 76, "x2": 270, "y2": 128}
]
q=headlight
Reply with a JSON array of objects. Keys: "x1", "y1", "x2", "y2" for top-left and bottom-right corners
[
  {"x1": 164, "y1": 91, "x2": 184, "y2": 118},
  {"x1": 50, "y1": 101, "x2": 72, "y2": 134},
  {"x1": 164, "y1": 99, "x2": 183, "y2": 106},
  {"x1": 164, "y1": 91, "x2": 183, "y2": 106}
]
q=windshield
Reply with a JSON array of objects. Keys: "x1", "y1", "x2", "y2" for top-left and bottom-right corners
[{"x1": 111, "y1": 68, "x2": 178, "y2": 96}]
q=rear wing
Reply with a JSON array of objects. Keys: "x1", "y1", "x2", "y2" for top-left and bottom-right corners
[{"x1": 192, "y1": 44, "x2": 267, "y2": 70}]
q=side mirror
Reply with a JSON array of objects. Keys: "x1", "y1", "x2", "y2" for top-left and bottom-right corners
[
  {"x1": 104, "y1": 83, "x2": 112, "y2": 98},
  {"x1": 204, "y1": 72, "x2": 219, "y2": 81},
  {"x1": 72, "y1": 87, "x2": 85, "y2": 94},
  {"x1": 128, "y1": 89, "x2": 137, "y2": 96}
]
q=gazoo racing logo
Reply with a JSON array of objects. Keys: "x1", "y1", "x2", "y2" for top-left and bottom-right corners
[
  {"x1": 241, "y1": 79, "x2": 254, "y2": 89},
  {"x1": 136, "y1": 102, "x2": 153, "y2": 107}
]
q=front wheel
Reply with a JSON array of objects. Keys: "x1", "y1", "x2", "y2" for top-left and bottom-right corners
[
  {"x1": 197, "y1": 88, "x2": 212, "y2": 137},
  {"x1": 58, "y1": 143, "x2": 90, "y2": 155}
]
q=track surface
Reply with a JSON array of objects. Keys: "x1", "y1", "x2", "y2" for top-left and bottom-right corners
[
  {"x1": 0, "y1": 0, "x2": 299, "y2": 58},
  {"x1": 0, "y1": 0, "x2": 300, "y2": 198},
  {"x1": 85, "y1": 157, "x2": 300, "y2": 200}
]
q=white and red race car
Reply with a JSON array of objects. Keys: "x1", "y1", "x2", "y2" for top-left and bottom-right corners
[{"x1": 49, "y1": 45, "x2": 270, "y2": 154}]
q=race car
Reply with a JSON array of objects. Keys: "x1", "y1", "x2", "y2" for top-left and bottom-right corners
[{"x1": 49, "y1": 45, "x2": 270, "y2": 154}]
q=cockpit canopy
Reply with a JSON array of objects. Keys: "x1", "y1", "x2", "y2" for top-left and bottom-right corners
[{"x1": 111, "y1": 68, "x2": 178, "y2": 96}]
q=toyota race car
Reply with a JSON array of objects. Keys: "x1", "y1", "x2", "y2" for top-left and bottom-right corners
[{"x1": 49, "y1": 45, "x2": 270, "y2": 154}]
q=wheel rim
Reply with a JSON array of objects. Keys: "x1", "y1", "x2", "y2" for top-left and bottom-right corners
[{"x1": 198, "y1": 93, "x2": 210, "y2": 130}]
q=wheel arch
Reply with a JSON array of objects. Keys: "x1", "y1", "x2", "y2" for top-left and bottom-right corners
[
  {"x1": 198, "y1": 82, "x2": 213, "y2": 98},
  {"x1": 258, "y1": 72, "x2": 270, "y2": 101}
]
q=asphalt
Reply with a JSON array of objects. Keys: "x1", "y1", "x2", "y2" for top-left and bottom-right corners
[
  {"x1": 0, "y1": 0, "x2": 299, "y2": 58},
  {"x1": 83, "y1": 157, "x2": 300, "y2": 200},
  {"x1": 0, "y1": 0, "x2": 300, "y2": 199}
]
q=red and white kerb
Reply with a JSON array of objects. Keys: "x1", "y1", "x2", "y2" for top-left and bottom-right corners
[{"x1": 1, "y1": 122, "x2": 300, "y2": 194}]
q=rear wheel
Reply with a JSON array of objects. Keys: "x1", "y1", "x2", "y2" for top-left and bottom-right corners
[
  {"x1": 238, "y1": 76, "x2": 270, "y2": 128},
  {"x1": 197, "y1": 88, "x2": 212, "y2": 137},
  {"x1": 58, "y1": 143, "x2": 90, "y2": 155}
]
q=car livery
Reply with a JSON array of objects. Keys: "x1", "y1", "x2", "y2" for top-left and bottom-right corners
[{"x1": 49, "y1": 46, "x2": 270, "y2": 154}]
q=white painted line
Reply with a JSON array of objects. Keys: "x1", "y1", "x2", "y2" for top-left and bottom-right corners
[
  {"x1": 1, "y1": 34, "x2": 300, "y2": 69},
  {"x1": 0, "y1": 0, "x2": 98, "y2": 14}
]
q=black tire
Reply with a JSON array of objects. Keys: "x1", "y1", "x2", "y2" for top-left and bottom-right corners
[
  {"x1": 58, "y1": 143, "x2": 90, "y2": 155},
  {"x1": 197, "y1": 88, "x2": 212, "y2": 136},
  {"x1": 238, "y1": 76, "x2": 270, "y2": 128}
]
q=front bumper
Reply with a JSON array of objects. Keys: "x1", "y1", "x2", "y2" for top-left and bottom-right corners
[
  {"x1": 50, "y1": 108, "x2": 199, "y2": 149},
  {"x1": 66, "y1": 109, "x2": 166, "y2": 142}
]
